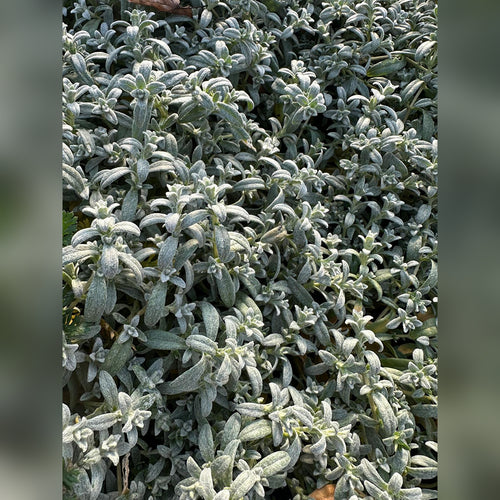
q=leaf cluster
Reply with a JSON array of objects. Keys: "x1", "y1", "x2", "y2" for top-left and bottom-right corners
[{"x1": 62, "y1": 0, "x2": 437, "y2": 498}]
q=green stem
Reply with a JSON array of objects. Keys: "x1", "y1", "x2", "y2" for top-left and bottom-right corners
[
  {"x1": 296, "y1": 117, "x2": 311, "y2": 143},
  {"x1": 363, "y1": 374, "x2": 378, "y2": 421},
  {"x1": 402, "y1": 85, "x2": 425, "y2": 124},
  {"x1": 404, "y1": 56, "x2": 429, "y2": 73}
]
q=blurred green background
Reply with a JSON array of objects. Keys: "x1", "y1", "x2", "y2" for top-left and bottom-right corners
[
  {"x1": 1, "y1": 0, "x2": 499, "y2": 497},
  {"x1": 0, "y1": 1, "x2": 60, "y2": 498},
  {"x1": 439, "y1": 1, "x2": 500, "y2": 498}
]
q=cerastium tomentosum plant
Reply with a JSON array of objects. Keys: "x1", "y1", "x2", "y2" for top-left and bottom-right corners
[{"x1": 63, "y1": 0, "x2": 437, "y2": 498}]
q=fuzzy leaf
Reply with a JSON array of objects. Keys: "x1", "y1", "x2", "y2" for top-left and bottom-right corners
[
  {"x1": 185, "y1": 334, "x2": 218, "y2": 356},
  {"x1": 101, "y1": 338, "x2": 134, "y2": 376},
  {"x1": 230, "y1": 470, "x2": 258, "y2": 499},
  {"x1": 255, "y1": 451, "x2": 291, "y2": 477},
  {"x1": 198, "y1": 423, "x2": 215, "y2": 462},
  {"x1": 199, "y1": 301, "x2": 219, "y2": 340},
  {"x1": 214, "y1": 225, "x2": 233, "y2": 263},
  {"x1": 216, "y1": 265, "x2": 235, "y2": 308},
  {"x1": 158, "y1": 236, "x2": 179, "y2": 269},
  {"x1": 144, "y1": 329, "x2": 186, "y2": 350},
  {"x1": 144, "y1": 281, "x2": 168, "y2": 327},
  {"x1": 86, "y1": 412, "x2": 120, "y2": 431},
  {"x1": 371, "y1": 392, "x2": 397, "y2": 436},
  {"x1": 84, "y1": 273, "x2": 107, "y2": 322},
  {"x1": 367, "y1": 58, "x2": 406, "y2": 77},
  {"x1": 239, "y1": 420, "x2": 272, "y2": 442},
  {"x1": 174, "y1": 239, "x2": 199, "y2": 270},
  {"x1": 99, "y1": 371, "x2": 119, "y2": 409},
  {"x1": 161, "y1": 357, "x2": 207, "y2": 395}
]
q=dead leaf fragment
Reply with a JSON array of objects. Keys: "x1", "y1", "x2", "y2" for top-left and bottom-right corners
[
  {"x1": 397, "y1": 343, "x2": 414, "y2": 356},
  {"x1": 128, "y1": 0, "x2": 193, "y2": 17},
  {"x1": 416, "y1": 309, "x2": 435, "y2": 323},
  {"x1": 308, "y1": 484, "x2": 335, "y2": 500}
]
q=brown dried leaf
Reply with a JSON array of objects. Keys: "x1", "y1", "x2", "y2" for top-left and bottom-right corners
[
  {"x1": 397, "y1": 343, "x2": 414, "y2": 356},
  {"x1": 308, "y1": 484, "x2": 336, "y2": 500},
  {"x1": 121, "y1": 452, "x2": 130, "y2": 493},
  {"x1": 128, "y1": 0, "x2": 193, "y2": 16},
  {"x1": 416, "y1": 309, "x2": 435, "y2": 322}
]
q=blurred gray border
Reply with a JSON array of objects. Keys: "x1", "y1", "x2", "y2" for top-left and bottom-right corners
[
  {"x1": 0, "y1": 0, "x2": 61, "y2": 498},
  {"x1": 440, "y1": 0, "x2": 500, "y2": 498}
]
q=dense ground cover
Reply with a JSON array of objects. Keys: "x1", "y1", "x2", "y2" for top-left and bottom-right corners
[{"x1": 62, "y1": 0, "x2": 437, "y2": 498}]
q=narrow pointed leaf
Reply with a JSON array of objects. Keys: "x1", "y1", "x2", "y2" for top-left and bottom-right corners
[{"x1": 161, "y1": 357, "x2": 207, "y2": 395}]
